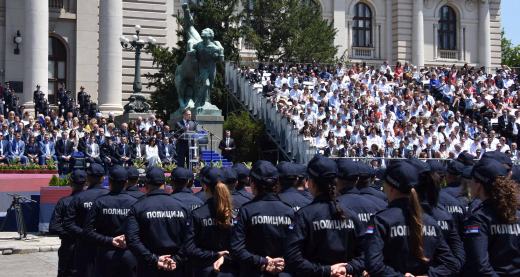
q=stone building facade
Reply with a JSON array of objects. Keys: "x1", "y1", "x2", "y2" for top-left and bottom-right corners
[{"x1": 0, "y1": 0, "x2": 502, "y2": 114}]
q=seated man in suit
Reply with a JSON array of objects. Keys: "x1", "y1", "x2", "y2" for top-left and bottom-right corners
[
  {"x1": 218, "y1": 130, "x2": 236, "y2": 162},
  {"x1": 55, "y1": 131, "x2": 74, "y2": 174},
  {"x1": 159, "y1": 136, "x2": 176, "y2": 165},
  {"x1": 24, "y1": 136, "x2": 41, "y2": 164},
  {"x1": 39, "y1": 133, "x2": 57, "y2": 165},
  {"x1": 131, "y1": 136, "x2": 145, "y2": 164},
  {"x1": 117, "y1": 136, "x2": 133, "y2": 166},
  {"x1": 0, "y1": 133, "x2": 10, "y2": 164},
  {"x1": 8, "y1": 131, "x2": 28, "y2": 164},
  {"x1": 100, "y1": 137, "x2": 121, "y2": 168},
  {"x1": 85, "y1": 133, "x2": 102, "y2": 164}
]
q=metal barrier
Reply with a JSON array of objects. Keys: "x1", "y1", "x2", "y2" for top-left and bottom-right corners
[{"x1": 225, "y1": 62, "x2": 317, "y2": 163}]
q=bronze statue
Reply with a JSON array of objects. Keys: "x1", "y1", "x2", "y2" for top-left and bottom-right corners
[{"x1": 174, "y1": 3, "x2": 224, "y2": 116}]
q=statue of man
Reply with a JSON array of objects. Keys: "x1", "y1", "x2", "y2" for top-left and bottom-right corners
[
  {"x1": 174, "y1": 4, "x2": 224, "y2": 115},
  {"x1": 189, "y1": 28, "x2": 224, "y2": 107}
]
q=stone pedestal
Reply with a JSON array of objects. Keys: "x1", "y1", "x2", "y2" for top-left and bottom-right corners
[{"x1": 115, "y1": 112, "x2": 154, "y2": 126}]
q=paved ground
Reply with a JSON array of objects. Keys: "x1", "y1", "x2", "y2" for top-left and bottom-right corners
[
  {"x1": 0, "y1": 232, "x2": 60, "y2": 255},
  {"x1": 0, "y1": 251, "x2": 58, "y2": 277}
]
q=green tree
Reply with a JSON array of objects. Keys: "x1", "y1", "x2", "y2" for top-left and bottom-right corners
[
  {"x1": 223, "y1": 111, "x2": 265, "y2": 161},
  {"x1": 241, "y1": 0, "x2": 337, "y2": 62},
  {"x1": 281, "y1": 0, "x2": 337, "y2": 63},
  {"x1": 501, "y1": 30, "x2": 520, "y2": 67}
]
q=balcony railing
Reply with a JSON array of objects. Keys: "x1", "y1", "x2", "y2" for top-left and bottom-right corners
[
  {"x1": 439, "y1": 49, "x2": 458, "y2": 60},
  {"x1": 351, "y1": 47, "x2": 374, "y2": 59},
  {"x1": 49, "y1": 0, "x2": 76, "y2": 14}
]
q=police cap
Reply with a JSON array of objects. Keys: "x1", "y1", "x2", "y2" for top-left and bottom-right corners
[
  {"x1": 426, "y1": 160, "x2": 447, "y2": 174},
  {"x1": 232, "y1": 163, "x2": 250, "y2": 179},
  {"x1": 202, "y1": 167, "x2": 222, "y2": 187},
  {"x1": 171, "y1": 167, "x2": 194, "y2": 181},
  {"x1": 336, "y1": 159, "x2": 359, "y2": 179},
  {"x1": 86, "y1": 163, "x2": 105, "y2": 177},
  {"x1": 447, "y1": 160, "x2": 465, "y2": 176},
  {"x1": 71, "y1": 169, "x2": 87, "y2": 184},
  {"x1": 481, "y1": 151, "x2": 513, "y2": 170},
  {"x1": 357, "y1": 162, "x2": 372, "y2": 179},
  {"x1": 406, "y1": 158, "x2": 431, "y2": 175},
  {"x1": 127, "y1": 167, "x2": 140, "y2": 180},
  {"x1": 221, "y1": 167, "x2": 238, "y2": 184},
  {"x1": 109, "y1": 165, "x2": 128, "y2": 182},
  {"x1": 277, "y1": 162, "x2": 300, "y2": 179},
  {"x1": 471, "y1": 159, "x2": 508, "y2": 185},
  {"x1": 384, "y1": 160, "x2": 419, "y2": 193},
  {"x1": 146, "y1": 167, "x2": 165, "y2": 185},
  {"x1": 457, "y1": 152, "x2": 476, "y2": 166},
  {"x1": 250, "y1": 160, "x2": 279, "y2": 182},
  {"x1": 307, "y1": 155, "x2": 337, "y2": 179}
]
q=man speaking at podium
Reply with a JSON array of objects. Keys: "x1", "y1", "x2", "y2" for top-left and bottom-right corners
[{"x1": 175, "y1": 109, "x2": 198, "y2": 167}]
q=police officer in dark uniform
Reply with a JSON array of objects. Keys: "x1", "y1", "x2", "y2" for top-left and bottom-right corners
[
  {"x1": 276, "y1": 162, "x2": 311, "y2": 212},
  {"x1": 406, "y1": 158, "x2": 465, "y2": 274},
  {"x1": 364, "y1": 160, "x2": 458, "y2": 276},
  {"x1": 356, "y1": 162, "x2": 387, "y2": 209},
  {"x1": 221, "y1": 167, "x2": 251, "y2": 217},
  {"x1": 125, "y1": 167, "x2": 145, "y2": 199},
  {"x1": 463, "y1": 159, "x2": 520, "y2": 276},
  {"x1": 285, "y1": 155, "x2": 365, "y2": 276},
  {"x1": 83, "y1": 165, "x2": 138, "y2": 277},
  {"x1": 185, "y1": 167, "x2": 238, "y2": 276},
  {"x1": 232, "y1": 163, "x2": 253, "y2": 200},
  {"x1": 356, "y1": 162, "x2": 387, "y2": 202},
  {"x1": 49, "y1": 170, "x2": 87, "y2": 277},
  {"x1": 336, "y1": 159, "x2": 385, "y2": 229},
  {"x1": 194, "y1": 166, "x2": 212, "y2": 202},
  {"x1": 442, "y1": 160, "x2": 467, "y2": 205},
  {"x1": 125, "y1": 167, "x2": 191, "y2": 276},
  {"x1": 429, "y1": 160, "x2": 466, "y2": 235},
  {"x1": 230, "y1": 160, "x2": 294, "y2": 276},
  {"x1": 63, "y1": 163, "x2": 109, "y2": 277},
  {"x1": 171, "y1": 167, "x2": 204, "y2": 211}
]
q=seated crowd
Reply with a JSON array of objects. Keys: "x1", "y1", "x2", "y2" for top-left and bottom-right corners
[
  {"x1": 242, "y1": 61, "x2": 520, "y2": 163},
  {"x1": 0, "y1": 107, "x2": 177, "y2": 174}
]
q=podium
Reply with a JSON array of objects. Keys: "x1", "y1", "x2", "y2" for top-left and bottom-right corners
[{"x1": 179, "y1": 131, "x2": 208, "y2": 171}]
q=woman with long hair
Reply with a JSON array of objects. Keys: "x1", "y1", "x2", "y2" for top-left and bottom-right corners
[
  {"x1": 463, "y1": 159, "x2": 520, "y2": 276},
  {"x1": 145, "y1": 137, "x2": 160, "y2": 167},
  {"x1": 285, "y1": 155, "x2": 365, "y2": 276},
  {"x1": 185, "y1": 168, "x2": 237, "y2": 276},
  {"x1": 230, "y1": 160, "x2": 294, "y2": 276},
  {"x1": 365, "y1": 160, "x2": 458, "y2": 276},
  {"x1": 407, "y1": 158, "x2": 465, "y2": 274}
]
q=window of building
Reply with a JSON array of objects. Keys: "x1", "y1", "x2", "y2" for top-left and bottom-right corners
[
  {"x1": 48, "y1": 36, "x2": 67, "y2": 104},
  {"x1": 353, "y1": 3, "x2": 372, "y2": 48},
  {"x1": 438, "y1": 5, "x2": 457, "y2": 50}
]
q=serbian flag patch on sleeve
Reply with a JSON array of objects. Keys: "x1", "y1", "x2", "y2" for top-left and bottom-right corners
[
  {"x1": 464, "y1": 225, "x2": 480, "y2": 234},
  {"x1": 365, "y1": 225, "x2": 375, "y2": 234}
]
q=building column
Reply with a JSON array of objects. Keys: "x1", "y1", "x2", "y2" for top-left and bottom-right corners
[
  {"x1": 333, "y1": 0, "x2": 347, "y2": 59},
  {"x1": 23, "y1": 0, "x2": 48, "y2": 108},
  {"x1": 412, "y1": 0, "x2": 424, "y2": 67},
  {"x1": 98, "y1": 0, "x2": 123, "y2": 114},
  {"x1": 479, "y1": 0, "x2": 491, "y2": 71},
  {"x1": 386, "y1": 0, "x2": 393, "y2": 62}
]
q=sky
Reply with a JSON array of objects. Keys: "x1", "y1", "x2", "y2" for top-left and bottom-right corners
[{"x1": 502, "y1": 0, "x2": 520, "y2": 45}]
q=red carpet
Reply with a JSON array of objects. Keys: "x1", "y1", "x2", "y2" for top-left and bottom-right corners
[{"x1": 0, "y1": 174, "x2": 55, "y2": 192}]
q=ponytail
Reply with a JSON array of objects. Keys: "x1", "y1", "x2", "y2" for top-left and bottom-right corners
[
  {"x1": 486, "y1": 177, "x2": 519, "y2": 224},
  {"x1": 211, "y1": 182, "x2": 233, "y2": 229},
  {"x1": 315, "y1": 177, "x2": 345, "y2": 219},
  {"x1": 408, "y1": 188, "x2": 429, "y2": 263}
]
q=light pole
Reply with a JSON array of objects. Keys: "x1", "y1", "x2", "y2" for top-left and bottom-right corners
[{"x1": 119, "y1": 25, "x2": 157, "y2": 113}]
